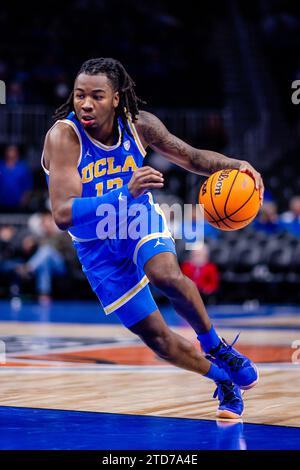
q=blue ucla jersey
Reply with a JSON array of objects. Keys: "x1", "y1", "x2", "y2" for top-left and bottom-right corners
[
  {"x1": 42, "y1": 110, "x2": 148, "y2": 241},
  {"x1": 42, "y1": 110, "x2": 176, "y2": 325}
]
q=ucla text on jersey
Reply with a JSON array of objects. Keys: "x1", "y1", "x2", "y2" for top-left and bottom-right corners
[{"x1": 42, "y1": 111, "x2": 147, "y2": 241}]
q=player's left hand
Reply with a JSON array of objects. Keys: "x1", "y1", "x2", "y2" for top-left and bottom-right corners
[{"x1": 238, "y1": 161, "x2": 264, "y2": 205}]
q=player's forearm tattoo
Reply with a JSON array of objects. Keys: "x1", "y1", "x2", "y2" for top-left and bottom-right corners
[
  {"x1": 190, "y1": 150, "x2": 243, "y2": 175},
  {"x1": 140, "y1": 112, "x2": 243, "y2": 175},
  {"x1": 140, "y1": 112, "x2": 172, "y2": 147}
]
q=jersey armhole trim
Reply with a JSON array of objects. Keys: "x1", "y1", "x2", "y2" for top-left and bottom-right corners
[
  {"x1": 41, "y1": 119, "x2": 83, "y2": 175},
  {"x1": 126, "y1": 113, "x2": 147, "y2": 158}
]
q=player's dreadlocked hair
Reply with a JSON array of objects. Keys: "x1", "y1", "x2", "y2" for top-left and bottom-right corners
[{"x1": 53, "y1": 57, "x2": 146, "y2": 140}]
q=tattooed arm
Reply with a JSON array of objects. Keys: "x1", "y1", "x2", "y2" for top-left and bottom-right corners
[{"x1": 135, "y1": 111, "x2": 264, "y2": 199}]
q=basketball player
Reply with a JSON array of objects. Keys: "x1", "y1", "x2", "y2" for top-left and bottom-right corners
[{"x1": 42, "y1": 58, "x2": 264, "y2": 419}]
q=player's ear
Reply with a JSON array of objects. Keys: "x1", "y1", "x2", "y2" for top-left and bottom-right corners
[{"x1": 113, "y1": 91, "x2": 119, "y2": 109}]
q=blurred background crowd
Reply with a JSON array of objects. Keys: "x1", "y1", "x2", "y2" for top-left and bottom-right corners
[{"x1": 0, "y1": 0, "x2": 300, "y2": 305}]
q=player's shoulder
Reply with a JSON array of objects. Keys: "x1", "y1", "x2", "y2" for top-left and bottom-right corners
[
  {"x1": 135, "y1": 110, "x2": 166, "y2": 145},
  {"x1": 46, "y1": 120, "x2": 77, "y2": 142},
  {"x1": 44, "y1": 120, "x2": 79, "y2": 150},
  {"x1": 43, "y1": 120, "x2": 80, "y2": 169},
  {"x1": 135, "y1": 110, "x2": 160, "y2": 129}
]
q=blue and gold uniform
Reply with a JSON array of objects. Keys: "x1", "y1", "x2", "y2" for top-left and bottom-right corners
[{"x1": 42, "y1": 111, "x2": 176, "y2": 327}]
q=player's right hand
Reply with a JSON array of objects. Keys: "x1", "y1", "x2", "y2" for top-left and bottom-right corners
[{"x1": 127, "y1": 166, "x2": 164, "y2": 198}]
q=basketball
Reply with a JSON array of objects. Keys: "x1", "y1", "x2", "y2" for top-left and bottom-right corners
[{"x1": 199, "y1": 169, "x2": 260, "y2": 231}]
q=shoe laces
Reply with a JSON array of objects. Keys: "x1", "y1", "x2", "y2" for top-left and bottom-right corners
[
  {"x1": 228, "y1": 333, "x2": 240, "y2": 348},
  {"x1": 213, "y1": 381, "x2": 240, "y2": 404},
  {"x1": 208, "y1": 333, "x2": 245, "y2": 372}
]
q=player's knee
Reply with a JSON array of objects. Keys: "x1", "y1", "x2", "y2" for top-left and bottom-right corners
[{"x1": 147, "y1": 264, "x2": 184, "y2": 293}]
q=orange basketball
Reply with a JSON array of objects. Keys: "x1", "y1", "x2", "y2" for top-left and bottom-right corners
[{"x1": 199, "y1": 169, "x2": 260, "y2": 231}]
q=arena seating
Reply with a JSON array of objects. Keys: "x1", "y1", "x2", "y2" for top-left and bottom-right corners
[{"x1": 207, "y1": 229, "x2": 300, "y2": 302}]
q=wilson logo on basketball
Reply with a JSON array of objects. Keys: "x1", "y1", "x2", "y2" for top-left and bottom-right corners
[
  {"x1": 214, "y1": 170, "x2": 231, "y2": 196},
  {"x1": 198, "y1": 169, "x2": 260, "y2": 231},
  {"x1": 201, "y1": 181, "x2": 207, "y2": 197}
]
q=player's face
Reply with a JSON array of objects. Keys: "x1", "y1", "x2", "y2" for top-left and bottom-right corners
[{"x1": 73, "y1": 73, "x2": 119, "y2": 130}]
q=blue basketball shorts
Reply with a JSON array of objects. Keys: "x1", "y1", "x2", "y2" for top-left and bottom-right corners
[{"x1": 73, "y1": 194, "x2": 177, "y2": 328}]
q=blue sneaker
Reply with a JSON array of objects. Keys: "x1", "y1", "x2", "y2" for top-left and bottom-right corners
[
  {"x1": 214, "y1": 380, "x2": 244, "y2": 419},
  {"x1": 206, "y1": 334, "x2": 259, "y2": 390}
]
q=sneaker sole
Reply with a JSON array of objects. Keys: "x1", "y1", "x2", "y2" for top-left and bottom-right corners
[{"x1": 216, "y1": 409, "x2": 243, "y2": 419}]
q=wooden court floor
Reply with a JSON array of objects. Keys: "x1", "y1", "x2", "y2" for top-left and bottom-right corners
[{"x1": 1, "y1": 313, "x2": 300, "y2": 428}]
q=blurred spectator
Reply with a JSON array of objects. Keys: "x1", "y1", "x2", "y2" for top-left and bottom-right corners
[
  {"x1": 0, "y1": 224, "x2": 37, "y2": 300},
  {"x1": 181, "y1": 243, "x2": 219, "y2": 304},
  {"x1": 0, "y1": 225, "x2": 19, "y2": 276},
  {"x1": 0, "y1": 212, "x2": 72, "y2": 304},
  {"x1": 0, "y1": 145, "x2": 33, "y2": 211},
  {"x1": 279, "y1": 196, "x2": 300, "y2": 237},
  {"x1": 54, "y1": 75, "x2": 70, "y2": 101},
  {"x1": 261, "y1": 188, "x2": 274, "y2": 203},
  {"x1": 6, "y1": 82, "x2": 25, "y2": 105},
  {"x1": 0, "y1": 224, "x2": 17, "y2": 259},
  {"x1": 252, "y1": 201, "x2": 282, "y2": 234},
  {"x1": 15, "y1": 212, "x2": 69, "y2": 304}
]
